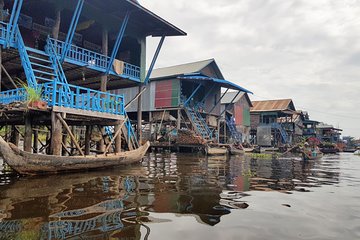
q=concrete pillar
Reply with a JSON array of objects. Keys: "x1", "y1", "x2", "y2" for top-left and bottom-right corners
[
  {"x1": 24, "y1": 116, "x2": 32, "y2": 152},
  {"x1": 85, "y1": 125, "x2": 91, "y2": 155},
  {"x1": 51, "y1": 112, "x2": 62, "y2": 155}
]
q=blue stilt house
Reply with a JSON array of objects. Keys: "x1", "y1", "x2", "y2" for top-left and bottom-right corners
[{"x1": 0, "y1": 0, "x2": 185, "y2": 155}]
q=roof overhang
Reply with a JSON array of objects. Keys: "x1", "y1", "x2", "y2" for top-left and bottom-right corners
[
  {"x1": 83, "y1": 0, "x2": 187, "y2": 37},
  {"x1": 177, "y1": 74, "x2": 253, "y2": 94}
]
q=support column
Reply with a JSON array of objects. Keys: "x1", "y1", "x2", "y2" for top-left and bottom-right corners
[
  {"x1": 24, "y1": 116, "x2": 32, "y2": 152},
  {"x1": 149, "y1": 111, "x2": 153, "y2": 141},
  {"x1": 137, "y1": 86, "x2": 143, "y2": 143},
  {"x1": 98, "y1": 28, "x2": 108, "y2": 152},
  {"x1": 33, "y1": 129, "x2": 38, "y2": 153},
  {"x1": 85, "y1": 125, "x2": 91, "y2": 155},
  {"x1": 51, "y1": 112, "x2": 63, "y2": 155},
  {"x1": 177, "y1": 109, "x2": 181, "y2": 130},
  {"x1": 0, "y1": 0, "x2": 4, "y2": 91},
  {"x1": 62, "y1": 130, "x2": 67, "y2": 155},
  {"x1": 52, "y1": 9, "x2": 61, "y2": 39},
  {"x1": 10, "y1": 125, "x2": 19, "y2": 146},
  {"x1": 114, "y1": 123, "x2": 121, "y2": 153}
]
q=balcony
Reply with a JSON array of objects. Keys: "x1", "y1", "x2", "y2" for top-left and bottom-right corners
[
  {"x1": 0, "y1": 81, "x2": 125, "y2": 116},
  {"x1": 48, "y1": 38, "x2": 141, "y2": 81}
]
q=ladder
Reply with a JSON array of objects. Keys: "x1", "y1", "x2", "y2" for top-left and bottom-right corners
[
  {"x1": 271, "y1": 123, "x2": 289, "y2": 144},
  {"x1": 184, "y1": 105, "x2": 213, "y2": 140}
]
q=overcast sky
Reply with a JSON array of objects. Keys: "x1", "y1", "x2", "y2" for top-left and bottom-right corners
[{"x1": 141, "y1": 0, "x2": 360, "y2": 138}]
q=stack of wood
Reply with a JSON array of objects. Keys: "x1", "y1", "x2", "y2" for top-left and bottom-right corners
[{"x1": 176, "y1": 129, "x2": 206, "y2": 145}]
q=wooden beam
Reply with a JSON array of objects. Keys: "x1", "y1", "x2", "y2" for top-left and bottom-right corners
[
  {"x1": 125, "y1": 87, "x2": 147, "y2": 109},
  {"x1": 24, "y1": 115, "x2": 32, "y2": 152},
  {"x1": 56, "y1": 113, "x2": 84, "y2": 156},
  {"x1": 51, "y1": 112, "x2": 63, "y2": 155},
  {"x1": 105, "y1": 117, "x2": 127, "y2": 154},
  {"x1": 85, "y1": 125, "x2": 91, "y2": 155},
  {"x1": 1, "y1": 64, "x2": 17, "y2": 88}
]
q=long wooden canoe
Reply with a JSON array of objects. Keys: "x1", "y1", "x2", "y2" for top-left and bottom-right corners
[{"x1": 0, "y1": 136, "x2": 150, "y2": 175}]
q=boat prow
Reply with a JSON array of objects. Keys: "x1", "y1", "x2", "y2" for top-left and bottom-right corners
[{"x1": 0, "y1": 136, "x2": 150, "y2": 175}]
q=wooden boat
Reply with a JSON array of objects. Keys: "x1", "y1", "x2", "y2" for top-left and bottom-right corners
[
  {"x1": 302, "y1": 150, "x2": 323, "y2": 161},
  {"x1": 206, "y1": 145, "x2": 228, "y2": 156},
  {"x1": 229, "y1": 145, "x2": 245, "y2": 155},
  {"x1": 0, "y1": 136, "x2": 150, "y2": 175}
]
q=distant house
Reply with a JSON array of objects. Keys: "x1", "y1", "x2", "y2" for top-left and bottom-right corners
[
  {"x1": 250, "y1": 99, "x2": 297, "y2": 146},
  {"x1": 220, "y1": 92, "x2": 253, "y2": 143},
  {"x1": 302, "y1": 112, "x2": 319, "y2": 138},
  {"x1": 115, "y1": 59, "x2": 252, "y2": 145},
  {"x1": 316, "y1": 123, "x2": 342, "y2": 143}
]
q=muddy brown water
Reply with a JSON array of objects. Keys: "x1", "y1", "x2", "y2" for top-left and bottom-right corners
[{"x1": 0, "y1": 153, "x2": 359, "y2": 240}]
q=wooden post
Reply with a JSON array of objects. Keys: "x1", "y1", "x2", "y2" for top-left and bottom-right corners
[
  {"x1": 51, "y1": 111, "x2": 63, "y2": 155},
  {"x1": 52, "y1": 9, "x2": 61, "y2": 39},
  {"x1": 98, "y1": 28, "x2": 108, "y2": 152},
  {"x1": 10, "y1": 125, "x2": 20, "y2": 146},
  {"x1": 177, "y1": 109, "x2": 181, "y2": 130},
  {"x1": 62, "y1": 130, "x2": 68, "y2": 156},
  {"x1": 137, "y1": 85, "x2": 143, "y2": 144},
  {"x1": 33, "y1": 129, "x2": 39, "y2": 153},
  {"x1": 85, "y1": 125, "x2": 91, "y2": 155},
  {"x1": 217, "y1": 118, "x2": 221, "y2": 143},
  {"x1": 24, "y1": 116, "x2": 32, "y2": 152},
  {"x1": 149, "y1": 111, "x2": 153, "y2": 141},
  {"x1": 56, "y1": 113, "x2": 84, "y2": 156},
  {"x1": 114, "y1": 123, "x2": 122, "y2": 153}
]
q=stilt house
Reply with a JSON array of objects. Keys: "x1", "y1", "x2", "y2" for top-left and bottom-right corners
[{"x1": 0, "y1": 0, "x2": 185, "y2": 155}]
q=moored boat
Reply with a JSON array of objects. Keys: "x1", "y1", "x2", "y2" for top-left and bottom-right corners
[
  {"x1": 0, "y1": 136, "x2": 150, "y2": 175},
  {"x1": 206, "y1": 145, "x2": 228, "y2": 156},
  {"x1": 229, "y1": 145, "x2": 245, "y2": 155},
  {"x1": 354, "y1": 150, "x2": 360, "y2": 156}
]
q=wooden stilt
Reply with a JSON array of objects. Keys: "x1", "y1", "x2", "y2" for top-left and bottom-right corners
[
  {"x1": 85, "y1": 125, "x2": 91, "y2": 155},
  {"x1": 177, "y1": 109, "x2": 181, "y2": 130},
  {"x1": 105, "y1": 118, "x2": 127, "y2": 154},
  {"x1": 51, "y1": 111, "x2": 63, "y2": 155},
  {"x1": 137, "y1": 85, "x2": 143, "y2": 143},
  {"x1": 10, "y1": 125, "x2": 20, "y2": 146},
  {"x1": 52, "y1": 9, "x2": 61, "y2": 39},
  {"x1": 56, "y1": 113, "x2": 84, "y2": 156},
  {"x1": 33, "y1": 128, "x2": 38, "y2": 153},
  {"x1": 62, "y1": 130, "x2": 68, "y2": 156},
  {"x1": 24, "y1": 115, "x2": 32, "y2": 152},
  {"x1": 114, "y1": 124, "x2": 122, "y2": 154},
  {"x1": 149, "y1": 111, "x2": 153, "y2": 141}
]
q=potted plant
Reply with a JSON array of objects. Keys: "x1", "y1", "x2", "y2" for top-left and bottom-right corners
[{"x1": 18, "y1": 80, "x2": 47, "y2": 110}]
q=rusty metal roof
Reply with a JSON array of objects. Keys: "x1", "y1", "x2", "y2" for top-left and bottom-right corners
[{"x1": 251, "y1": 99, "x2": 295, "y2": 112}]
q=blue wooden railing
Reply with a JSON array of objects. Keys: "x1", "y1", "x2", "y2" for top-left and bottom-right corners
[
  {"x1": 0, "y1": 82, "x2": 125, "y2": 116},
  {"x1": 47, "y1": 37, "x2": 141, "y2": 80},
  {"x1": 0, "y1": 88, "x2": 27, "y2": 104},
  {"x1": 43, "y1": 81, "x2": 125, "y2": 115}
]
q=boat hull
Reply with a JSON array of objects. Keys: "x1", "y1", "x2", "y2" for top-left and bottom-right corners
[
  {"x1": 0, "y1": 136, "x2": 150, "y2": 175},
  {"x1": 206, "y1": 146, "x2": 228, "y2": 156}
]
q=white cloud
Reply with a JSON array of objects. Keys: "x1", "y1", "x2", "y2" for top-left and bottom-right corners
[{"x1": 141, "y1": 0, "x2": 360, "y2": 138}]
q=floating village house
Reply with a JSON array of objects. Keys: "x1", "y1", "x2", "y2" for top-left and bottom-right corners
[
  {"x1": 220, "y1": 91, "x2": 252, "y2": 144},
  {"x1": 115, "y1": 59, "x2": 252, "y2": 147},
  {"x1": 250, "y1": 99, "x2": 297, "y2": 146},
  {"x1": 316, "y1": 123, "x2": 342, "y2": 144},
  {"x1": 0, "y1": 0, "x2": 185, "y2": 155}
]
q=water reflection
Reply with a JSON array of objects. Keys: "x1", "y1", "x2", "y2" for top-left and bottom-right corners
[{"x1": 0, "y1": 152, "x2": 343, "y2": 239}]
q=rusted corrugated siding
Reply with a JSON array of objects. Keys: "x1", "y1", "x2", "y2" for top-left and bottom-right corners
[
  {"x1": 155, "y1": 80, "x2": 180, "y2": 108},
  {"x1": 251, "y1": 99, "x2": 293, "y2": 112}
]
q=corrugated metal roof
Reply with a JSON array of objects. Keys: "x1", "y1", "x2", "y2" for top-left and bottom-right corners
[
  {"x1": 221, "y1": 91, "x2": 245, "y2": 104},
  {"x1": 251, "y1": 99, "x2": 295, "y2": 112},
  {"x1": 150, "y1": 59, "x2": 215, "y2": 79}
]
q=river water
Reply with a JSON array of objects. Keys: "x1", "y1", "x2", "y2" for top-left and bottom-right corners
[{"x1": 0, "y1": 152, "x2": 359, "y2": 240}]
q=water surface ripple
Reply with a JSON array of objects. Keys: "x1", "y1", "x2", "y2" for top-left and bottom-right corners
[{"x1": 0, "y1": 153, "x2": 359, "y2": 239}]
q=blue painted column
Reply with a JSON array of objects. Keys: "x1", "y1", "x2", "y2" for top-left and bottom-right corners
[
  {"x1": 144, "y1": 36, "x2": 166, "y2": 85},
  {"x1": 6, "y1": 0, "x2": 23, "y2": 46},
  {"x1": 209, "y1": 88, "x2": 230, "y2": 114},
  {"x1": 184, "y1": 83, "x2": 202, "y2": 106}
]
